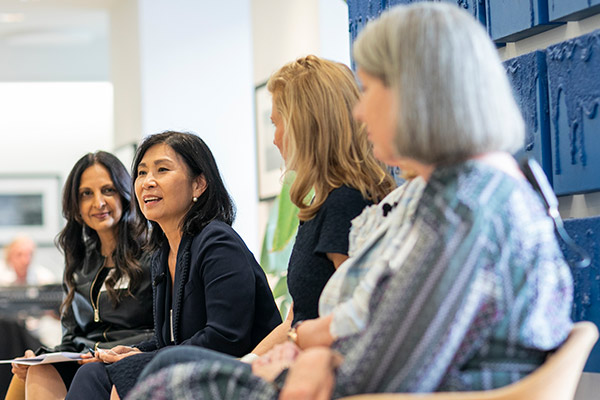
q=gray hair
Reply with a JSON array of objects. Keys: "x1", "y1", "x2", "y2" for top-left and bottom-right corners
[{"x1": 353, "y1": 2, "x2": 524, "y2": 165}]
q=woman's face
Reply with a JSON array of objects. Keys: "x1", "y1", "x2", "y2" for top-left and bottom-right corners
[
  {"x1": 134, "y1": 143, "x2": 205, "y2": 233},
  {"x1": 78, "y1": 163, "x2": 123, "y2": 235},
  {"x1": 353, "y1": 68, "x2": 399, "y2": 165},
  {"x1": 271, "y1": 100, "x2": 286, "y2": 160}
]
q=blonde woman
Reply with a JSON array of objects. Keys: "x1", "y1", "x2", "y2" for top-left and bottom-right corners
[{"x1": 252, "y1": 55, "x2": 395, "y2": 354}]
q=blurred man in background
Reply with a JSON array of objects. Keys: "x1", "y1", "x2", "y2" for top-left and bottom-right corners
[{"x1": 0, "y1": 235, "x2": 55, "y2": 286}]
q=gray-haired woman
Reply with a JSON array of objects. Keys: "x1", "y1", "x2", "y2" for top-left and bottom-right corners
[{"x1": 126, "y1": 3, "x2": 573, "y2": 399}]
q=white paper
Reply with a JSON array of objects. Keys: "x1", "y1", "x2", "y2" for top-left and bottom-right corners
[{"x1": 0, "y1": 352, "x2": 85, "y2": 365}]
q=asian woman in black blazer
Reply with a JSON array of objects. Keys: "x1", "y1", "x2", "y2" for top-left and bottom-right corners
[{"x1": 64, "y1": 131, "x2": 281, "y2": 400}]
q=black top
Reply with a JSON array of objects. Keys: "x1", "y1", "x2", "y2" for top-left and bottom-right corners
[
  {"x1": 135, "y1": 220, "x2": 281, "y2": 353},
  {"x1": 107, "y1": 220, "x2": 282, "y2": 398},
  {"x1": 46, "y1": 247, "x2": 154, "y2": 353},
  {"x1": 287, "y1": 185, "x2": 370, "y2": 324}
]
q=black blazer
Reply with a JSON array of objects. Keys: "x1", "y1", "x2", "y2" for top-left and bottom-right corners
[
  {"x1": 48, "y1": 247, "x2": 154, "y2": 353},
  {"x1": 137, "y1": 220, "x2": 281, "y2": 356}
]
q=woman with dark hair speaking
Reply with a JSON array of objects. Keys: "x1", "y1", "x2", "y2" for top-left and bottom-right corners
[
  {"x1": 65, "y1": 131, "x2": 281, "y2": 400},
  {"x1": 8, "y1": 151, "x2": 154, "y2": 400}
]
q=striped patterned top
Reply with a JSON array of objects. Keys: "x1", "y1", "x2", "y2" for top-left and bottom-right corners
[
  {"x1": 319, "y1": 177, "x2": 426, "y2": 339},
  {"x1": 333, "y1": 160, "x2": 573, "y2": 395}
]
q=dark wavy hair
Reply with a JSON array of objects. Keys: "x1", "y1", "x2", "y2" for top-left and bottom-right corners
[
  {"x1": 132, "y1": 131, "x2": 236, "y2": 250},
  {"x1": 58, "y1": 151, "x2": 144, "y2": 314}
]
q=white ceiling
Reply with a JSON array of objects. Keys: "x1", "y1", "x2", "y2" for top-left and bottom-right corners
[
  {"x1": 0, "y1": 0, "x2": 112, "y2": 46},
  {"x1": 0, "y1": 0, "x2": 113, "y2": 81}
]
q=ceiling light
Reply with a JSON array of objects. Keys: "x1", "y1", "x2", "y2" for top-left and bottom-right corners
[
  {"x1": 0, "y1": 13, "x2": 25, "y2": 23},
  {"x1": 4, "y1": 30, "x2": 94, "y2": 46}
]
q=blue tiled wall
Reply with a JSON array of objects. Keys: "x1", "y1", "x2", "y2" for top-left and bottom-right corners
[
  {"x1": 485, "y1": 0, "x2": 560, "y2": 43},
  {"x1": 504, "y1": 51, "x2": 552, "y2": 182},
  {"x1": 546, "y1": 30, "x2": 600, "y2": 196},
  {"x1": 563, "y1": 216, "x2": 600, "y2": 373},
  {"x1": 349, "y1": 1, "x2": 600, "y2": 45},
  {"x1": 550, "y1": 0, "x2": 600, "y2": 22},
  {"x1": 348, "y1": 0, "x2": 485, "y2": 43}
]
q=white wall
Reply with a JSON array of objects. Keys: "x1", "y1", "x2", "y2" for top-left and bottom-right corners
[
  {"x1": 109, "y1": 0, "x2": 142, "y2": 150},
  {"x1": 252, "y1": 0, "x2": 320, "y2": 85},
  {"x1": 132, "y1": 0, "x2": 259, "y2": 253},
  {"x1": 0, "y1": 5, "x2": 109, "y2": 81},
  {"x1": 318, "y1": 0, "x2": 351, "y2": 67},
  {"x1": 252, "y1": 0, "x2": 350, "y2": 85},
  {"x1": 0, "y1": 82, "x2": 114, "y2": 278}
]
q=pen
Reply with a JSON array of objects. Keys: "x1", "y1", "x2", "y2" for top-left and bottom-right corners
[{"x1": 87, "y1": 347, "x2": 96, "y2": 357}]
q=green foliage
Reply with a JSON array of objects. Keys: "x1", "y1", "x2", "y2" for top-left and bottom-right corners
[
  {"x1": 260, "y1": 174, "x2": 298, "y2": 319},
  {"x1": 272, "y1": 174, "x2": 299, "y2": 252}
]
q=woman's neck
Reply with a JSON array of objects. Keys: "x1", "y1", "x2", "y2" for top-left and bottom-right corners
[
  {"x1": 164, "y1": 229, "x2": 183, "y2": 258},
  {"x1": 97, "y1": 229, "x2": 117, "y2": 260},
  {"x1": 473, "y1": 151, "x2": 523, "y2": 179},
  {"x1": 389, "y1": 152, "x2": 522, "y2": 182},
  {"x1": 161, "y1": 226, "x2": 183, "y2": 286},
  {"x1": 389, "y1": 158, "x2": 435, "y2": 182},
  {"x1": 161, "y1": 223, "x2": 183, "y2": 260}
]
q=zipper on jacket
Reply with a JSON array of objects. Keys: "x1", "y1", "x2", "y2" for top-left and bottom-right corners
[{"x1": 90, "y1": 264, "x2": 105, "y2": 323}]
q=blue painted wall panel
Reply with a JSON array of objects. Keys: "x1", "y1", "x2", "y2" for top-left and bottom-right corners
[
  {"x1": 562, "y1": 216, "x2": 600, "y2": 373},
  {"x1": 546, "y1": 30, "x2": 600, "y2": 195},
  {"x1": 485, "y1": 0, "x2": 559, "y2": 42},
  {"x1": 348, "y1": 0, "x2": 485, "y2": 44},
  {"x1": 549, "y1": 0, "x2": 600, "y2": 22},
  {"x1": 504, "y1": 51, "x2": 553, "y2": 183},
  {"x1": 348, "y1": 0, "x2": 384, "y2": 47}
]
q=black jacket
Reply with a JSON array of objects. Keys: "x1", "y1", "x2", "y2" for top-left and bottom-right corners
[
  {"x1": 136, "y1": 220, "x2": 282, "y2": 355},
  {"x1": 47, "y1": 247, "x2": 154, "y2": 353}
]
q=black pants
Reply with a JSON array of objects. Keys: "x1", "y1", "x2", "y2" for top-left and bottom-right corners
[
  {"x1": 65, "y1": 351, "x2": 156, "y2": 400},
  {"x1": 64, "y1": 362, "x2": 111, "y2": 400}
]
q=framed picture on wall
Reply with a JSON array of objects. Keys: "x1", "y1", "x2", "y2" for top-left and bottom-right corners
[
  {"x1": 114, "y1": 142, "x2": 138, "y2": 173},
  {"x1": 0, "y1": 175, "x2": 61, "y2": 245},
  {"x1": 255, "y1": 82, "x2": 284, "y2": 200}
]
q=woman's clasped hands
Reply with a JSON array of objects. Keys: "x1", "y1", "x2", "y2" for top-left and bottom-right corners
[
  {"x1": 251, "y1": 341, "x2": 300, "y2": 382},
  {"x1": 80, "y1": 346, "x2": 142, "y2": 364}
]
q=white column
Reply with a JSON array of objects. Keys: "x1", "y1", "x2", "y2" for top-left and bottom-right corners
[{"x1": 110, "y1": 0, "x2": 259, "y2": 253}]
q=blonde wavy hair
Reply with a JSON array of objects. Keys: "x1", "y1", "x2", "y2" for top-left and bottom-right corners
[{"x1": 267, "y1": 55, "x2": 395, "y2": 221}]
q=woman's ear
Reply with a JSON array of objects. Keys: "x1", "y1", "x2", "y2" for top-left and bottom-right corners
[{"x1": 193, "y1": 175, "x2": 207, "y2": 199}]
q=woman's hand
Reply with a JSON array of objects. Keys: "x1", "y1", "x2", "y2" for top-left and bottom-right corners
[
  {"x1": 279, "y1": 347, "x2": 342, "y2": 400},
  {"x1": 78, "y1": 351, "x2": 101, "y2": 365},
  {"x1": 252, "y1": 342, "x2": 300, "y2": 382},
  {"x1": 295, "y1": 316, "x2": 334, "y2": 349},
  {"x1": 11, "y1": 349, "x2": 35, "y2": 381},
  {"x1": 96, "y1": 346, "x2": 141, "y2": 364}
]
